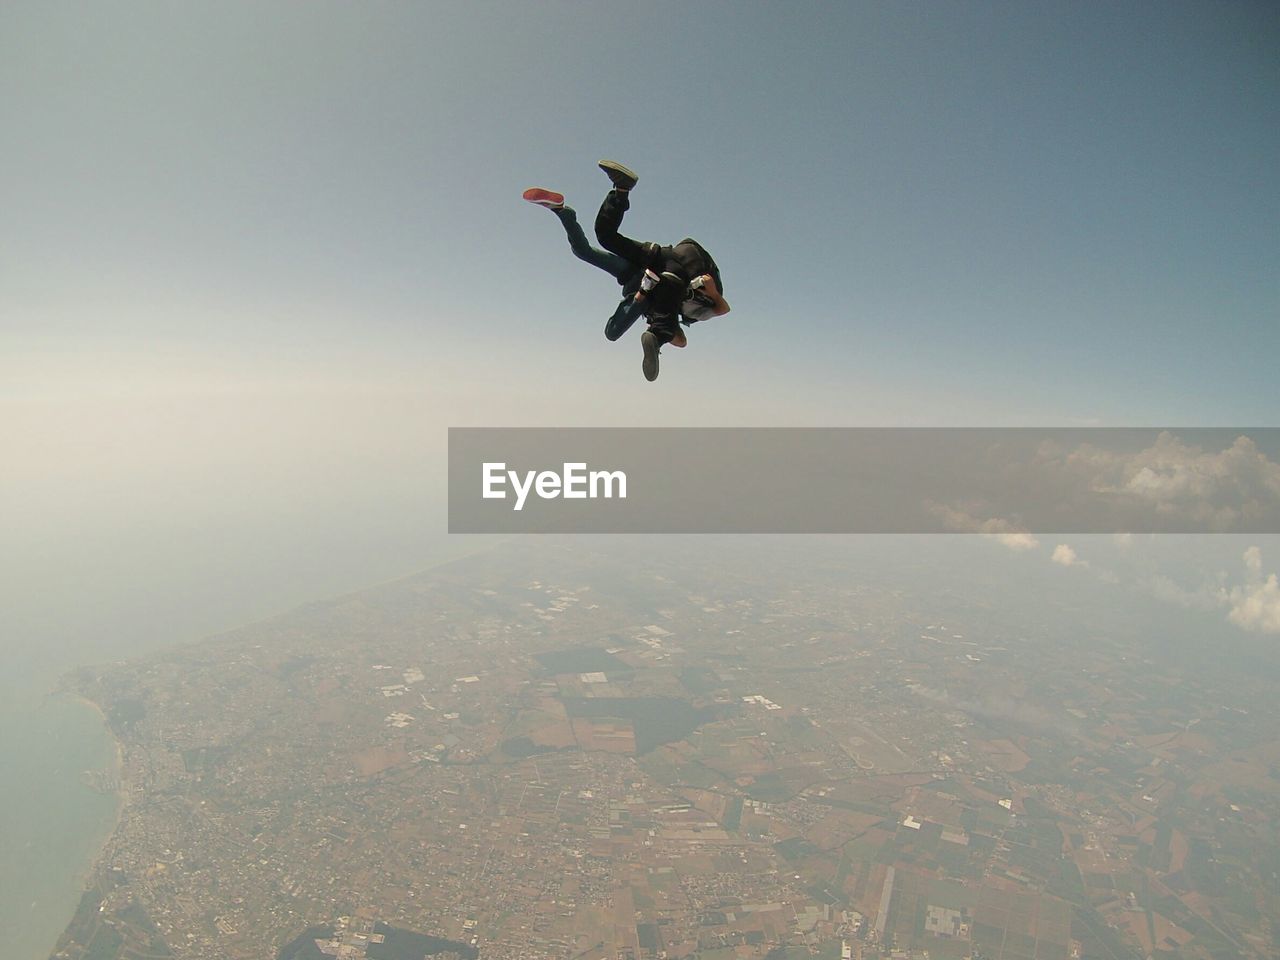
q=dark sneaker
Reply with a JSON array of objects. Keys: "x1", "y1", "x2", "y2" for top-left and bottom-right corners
[
  {"x1": 598, "y1": 160, "x2": 638, "y2": 192},
  {"x1": 641, "y1": 330, "x2": 660, "y2": 382},
  {"x1": 522, "y1": 187, "x2": 565, "y2": 209}
]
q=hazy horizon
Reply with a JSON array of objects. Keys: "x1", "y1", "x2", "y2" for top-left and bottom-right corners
[{"x1": 2, "y1": 2, "x2": 1277, "y2": 958}]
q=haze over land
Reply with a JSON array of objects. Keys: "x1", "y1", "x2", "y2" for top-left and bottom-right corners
[
  {"x1": 51, "y1": 536, "x2": 1280, "y2": 959},
  {"x1": 2, "y1": 2, "x2": 1277, "y2": 959}
]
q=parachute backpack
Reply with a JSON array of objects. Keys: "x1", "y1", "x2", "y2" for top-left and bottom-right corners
[{"x1": 664, "y1": 238, "x2": 723, "y2": 295}]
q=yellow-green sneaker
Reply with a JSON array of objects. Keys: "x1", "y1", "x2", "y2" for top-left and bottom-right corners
[
  {"x1": 598, "y1": 160, "x2": 638, "y2": 192},
  {"x1": 641, "y1": 330, "x2": 660, "y2": 382}
]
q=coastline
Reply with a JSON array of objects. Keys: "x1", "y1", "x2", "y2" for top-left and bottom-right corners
[
  {"x1": 75, "y1": 689, "x2": 128, "y2": 875},
  {"x1": 36, "y1": 541, "x2": 498, "y2": 959},
  {"x1": 70, "y1": 691, "x2": 126, "y2": 808},
  {"x1": 42, "y1": 692, "x2": 129, "y2": 960}
]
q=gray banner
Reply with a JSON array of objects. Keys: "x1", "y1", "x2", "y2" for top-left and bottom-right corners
[{"x1": 448, "y1": 428, "x2": 1280, "y2": 534}]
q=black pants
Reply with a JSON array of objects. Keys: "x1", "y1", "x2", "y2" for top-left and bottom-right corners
[
  {"x1": 594, "y1": 189, "x2": 652, "y2": 271},
  {"x1": 594, "y1": 190, "x2": 681, "y2": 344}
]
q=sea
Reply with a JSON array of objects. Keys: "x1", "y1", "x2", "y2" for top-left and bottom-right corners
[
  {"x1": 0, "y1": 682, "x2": 121, "y2": 960},
  {"x1": 0, "y1": 533, "x2": 478, "y2": 960}
]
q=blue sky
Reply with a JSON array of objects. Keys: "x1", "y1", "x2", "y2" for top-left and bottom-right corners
[
  {"x1": 3, "y1": 0, "x2": 1276, "y2": 423},
  {"x1": 1, "y1": 1, "x2": 1277, "y2": 676},
  {"x1": 2, "y1": 8, "x2": 1278, "y2": 953}
]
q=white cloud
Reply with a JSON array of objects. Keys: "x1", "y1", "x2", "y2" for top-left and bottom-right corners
[
  {"x1": 926, "y1": 503, "x2": 1039, "y2": 551},
  {"x1": 928, "y1": 432, "x2": 1277, "y2": 541},
  {"x1": 1244, "y1": 545, "x2": 1262, "y2": 576},
  {"x1": 1221, "y1": 546, "x2": 1280, "y2": 634},
  {"x1": 994, "y1": 532, "x2": 1040, "y2": 552},
  {"x1": 1051, "y1": 544, "x2": 1086, "y2": 567},
  {"x1": 1058, "y1": 432, "x2": 1280, "y2": 531}
]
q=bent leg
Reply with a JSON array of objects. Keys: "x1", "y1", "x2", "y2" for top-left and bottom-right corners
[
  {"x1": 594, "y1": 189, "x2": 652, "y2": 267},
  {"x1": 645, "y1": 316, "x2": 683, "y2": 346},
  {"x1": 604, "y1": 296, "x2": 645, "y2": 341},
  {"x1": 553, "y1": 206, "x2": 629, "y2": 278}
]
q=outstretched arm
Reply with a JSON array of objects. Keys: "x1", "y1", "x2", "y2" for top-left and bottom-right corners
[{"x1": 696, "y1": 274, "x2": 731, "y2": 316}]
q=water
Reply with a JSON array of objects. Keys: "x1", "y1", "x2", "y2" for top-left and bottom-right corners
[
  {"x1": 0, "y1": 534, "x2": 480, "y2": 960},
  {"x1": 0, "y1": 693, "x2": 120, "y2": 960}
]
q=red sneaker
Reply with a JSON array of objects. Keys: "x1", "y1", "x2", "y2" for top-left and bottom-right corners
[{"x1": 522, "y1": 187, "x2": 565, "y2": 209}]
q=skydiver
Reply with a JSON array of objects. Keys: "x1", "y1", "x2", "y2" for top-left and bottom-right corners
[{"x1": 523, "y1": 160, "x2": 729, "y2": 382}]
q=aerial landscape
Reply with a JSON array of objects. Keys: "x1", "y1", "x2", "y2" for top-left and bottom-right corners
[
  {"x1": 50, "y1": 538, "x2": 1279, "y2": 960},
  {"x1": 5, "y1": 4, "x2": 1276, "y2": 960}
]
